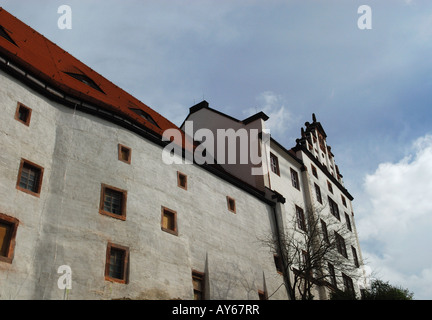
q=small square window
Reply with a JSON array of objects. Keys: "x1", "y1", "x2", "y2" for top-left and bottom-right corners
[
  {"x1": 105, "y1": 242, "x2": 129, "y2": 284},
  {"x1": 161, "y1": 207, "x2": 178, "y2": 236},
  {"x1": 118, "y1": 144, "x2": 131, "y2": 164},
  {"x1": 99, "y1": 184, "x2": 127, "y2": 220},
  {"x1": 192, "y1": 270, "x2": 205, "y2": 300},
  {"x1": 177, "y1": 171, "x2": 187, "y2": 190},
  {"x1": 14, "y1": 103, "x2": 32, "y2": 126},
  {"x1": 226, "y1": 196, "x2": 236, "y2": 213},
  {"x1": 0, "y1": 213, "x2": 19, "y2": 264},
  {"x1": 16, "y1": 159, "x2": 44, "y2": 197}
]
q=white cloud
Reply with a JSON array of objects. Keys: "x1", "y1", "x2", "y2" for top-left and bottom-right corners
[
  {"x1": 245, "y1": 91, "x2": 299, "y2": 142},
  {"x1": 357, "y1": 134, "x2": 432, "y2": 299}
]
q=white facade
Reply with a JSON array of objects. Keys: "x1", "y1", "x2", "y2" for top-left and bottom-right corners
[
  {"x1": 183, "y1": 102, "x2": 367, "y2": 299},
  {"x1": 0, "y1": 8, "x2": 366, "y2": 299},
  {"x1": 0, "y1": 69, "x2": 288, "y2": 300}
]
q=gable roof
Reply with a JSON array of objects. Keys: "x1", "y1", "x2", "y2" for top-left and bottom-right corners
[
  {"x1": 0, "y1": 7, "x2": 183, "y2": 143},
  {"x1": 181, "y1": 100, "x2": 269, "y2": 129}
]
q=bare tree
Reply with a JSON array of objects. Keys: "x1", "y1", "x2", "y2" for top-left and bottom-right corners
[{"x1": 261, "y1": 201, "x2": 363, "y2": 300}]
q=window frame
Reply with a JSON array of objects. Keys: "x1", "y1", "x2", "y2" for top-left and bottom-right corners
[
  {"x1": 320, "y1": 219, "x2": 329, "y2": 244},
  {"x1": 351, "y1": 246, "x2": 360, "y2": 268},
  {"x1": 328, "y1": 196, "x2": 340, "y2": 220},
  {"x1": 296, "y1": 205, "x2": 306, "y2": 231},
  {"x1": 192, "y1": 270, "x2": 205, "y2": 300},
  {"x1": 345, "y1": 212, "x2": 352, "y2": 231},
  {"x1": 177, "y1": 171, "x2": 188, "y2": 190},
  {"x1": 328, "y1": 262, "x2": 337, "y2": 288},
  {"x1": 341, "y1": 194, "x2": 347, "y2": 207},
  {"x1": 226, "y1": 196, "x2": 236, "y2": 214},
  {"x1": 327, "y1": 180, "x2": 333, "y2": 194},
  {"x1": 274, "y1": 254, "x2": 283, "y2": 274},
  {"x1": 161, "y1": 206, "x2": 178, "y2": 236},
  {"x1": 335, "y1": 232, "x2": 348, "y2": 258},
  {"x1": 270, "y1": 152, "x2": 280, "y2": 176},
  {"x1": 314, "y1": 183, "x2": 322, "y2": 204},
  {"x1": 0, "y1": 213, "x2": 19, "y2": 264},
  {"x1": 290, "y1": 168, "x2": 300, "y2": 190},
  {"x1": 99, "y1": 184, "x2": 127, "y2": 221},
  {"x1": 14, "y1": 102, "x2": 32, "y2": 126},
  {"x1": 105, "y1": 242, "x2": 129, "y2": 284},
  {"x1": 342, "y1": 273, "x2": 355, "y2": 295},
  {"x1": 118, "y1": 144, "x2": 132, "y2": 164},
  {"x1": 311, "y1": 164, "x2": 318, "y2": 179},
  {"x1": 16, "y1": 158, "x2": 44, "y2": 197}
]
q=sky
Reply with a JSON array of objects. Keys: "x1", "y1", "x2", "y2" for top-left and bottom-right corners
[{"x1": 1, "y1": 0, "x2": 432, "y2": 299}]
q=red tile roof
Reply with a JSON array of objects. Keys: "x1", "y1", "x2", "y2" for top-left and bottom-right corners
[{"x1": 0, "y1": 7, "x2": 193, "y2": 150}]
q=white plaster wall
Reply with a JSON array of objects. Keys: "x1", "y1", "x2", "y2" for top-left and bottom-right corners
[
  {"x1": 0, "y1": 71, "x2": 287, "y2": 300},
  {"x1": 268, "y1": 143, "x2": 307, "y2": 229},
  {"x1": 183, "y1": 108, "x2": 267, "y2": 190},
  {"x1": 297, "y1": 152, "x2": 365, "y2": 295}
]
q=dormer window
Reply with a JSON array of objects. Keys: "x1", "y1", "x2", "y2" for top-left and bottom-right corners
[
  {"x1": 0, "y1": 25, "x2": 17, "y2": 46},
  {"x1": 64, "y1": 72, "x2": 104, "y2": 93},
  {"x1": 129, "y1": 108, "x2": 160, "y2": 128}
]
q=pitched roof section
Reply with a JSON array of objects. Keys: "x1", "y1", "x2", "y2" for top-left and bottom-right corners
[
  {"x1": 0, "y1": 7, "x2": 184, "y2": 144},
  {"x1": 183, "y1": 100, "x2": 269, "y2": 128}
]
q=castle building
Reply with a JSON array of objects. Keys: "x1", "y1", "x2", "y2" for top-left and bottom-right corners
[{"x1": 0, "y1": 7, "x2": 366, "y2": 300}]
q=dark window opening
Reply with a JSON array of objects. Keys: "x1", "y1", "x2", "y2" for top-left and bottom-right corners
[
  {"x1": 19, "y1": 163, "x2": 41, "y2": 193},
  {"x1": 335, "y1": 232, "x2": 347, "y2": 258},
  {"x1": 328, "y1": 263, "x2": 337, "y2": 288},
  {"x1": 274, "y1": 254, "x2": 283, "y2": 274},
  {"x1": 118, "y1": 144, "x2": 131, "y2": 164},
  {"x1": 0, "y1": 222, "x2": 12, "y2": 258},
  {"x1": 104, "y1": 188, "x2": 123, "y2": 215},
  {"x1": 64, "y1": 72, "x2": 105, "y2": 93},
  {"x1": 192, "y1": 270, "x2": 205, "y2": 300},
  {"x1": 129, "y1": 108, "x2": 160, "y2": 128},
  {"x1": 328, "y1": 196, "x2": 340, "y2": 220},
  {"x1": 177, "y1": 172, "x2": 187, "y2": 190},
  {"x1": 99, "y1": 184, "x2": 127, "y2": 220},
  {"x1": 352, "y1": 246, "x2": 360, "y2": 268},
  {"x1": 270, "y1": 153, "x2": 280, "y2": 175},
  {"x1": 0, "y1": 213, "x2": 19, "y2": 264},
  {"x1": 105, "y1": 243, "x2": 129, "y2": 283},
  {"x1": 0, "y1": 25, "x2": 17, "y2": 46},
  {"x1": 315, "y1": 183, "x2": 322, "y2": 204},
  {"x1": 290, "y1": 168, "x2": 300, "y2": 190},
  {"x1": 321, "y1": 219, "x2": 329, "y2": 244},
  {"x1": 16, "y1": 159, "x2": 44, "y2": 196},
  {"x1": 161, "y1": 207, "x2": 178, "y2": 236},
  {"x1": 296, "y1": 205, "x2": 306, "y2": 231},
  {"x1": 15, "y1": 103, "x2": 32, "y2": 125},
  {"x1": 227, "y1": 196, "x2": 236, "y2": 213}
]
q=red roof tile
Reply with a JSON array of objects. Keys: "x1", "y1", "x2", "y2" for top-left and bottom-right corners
[{"x1": 0, "y1": 7, "x2": 194, "y2": 150}]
